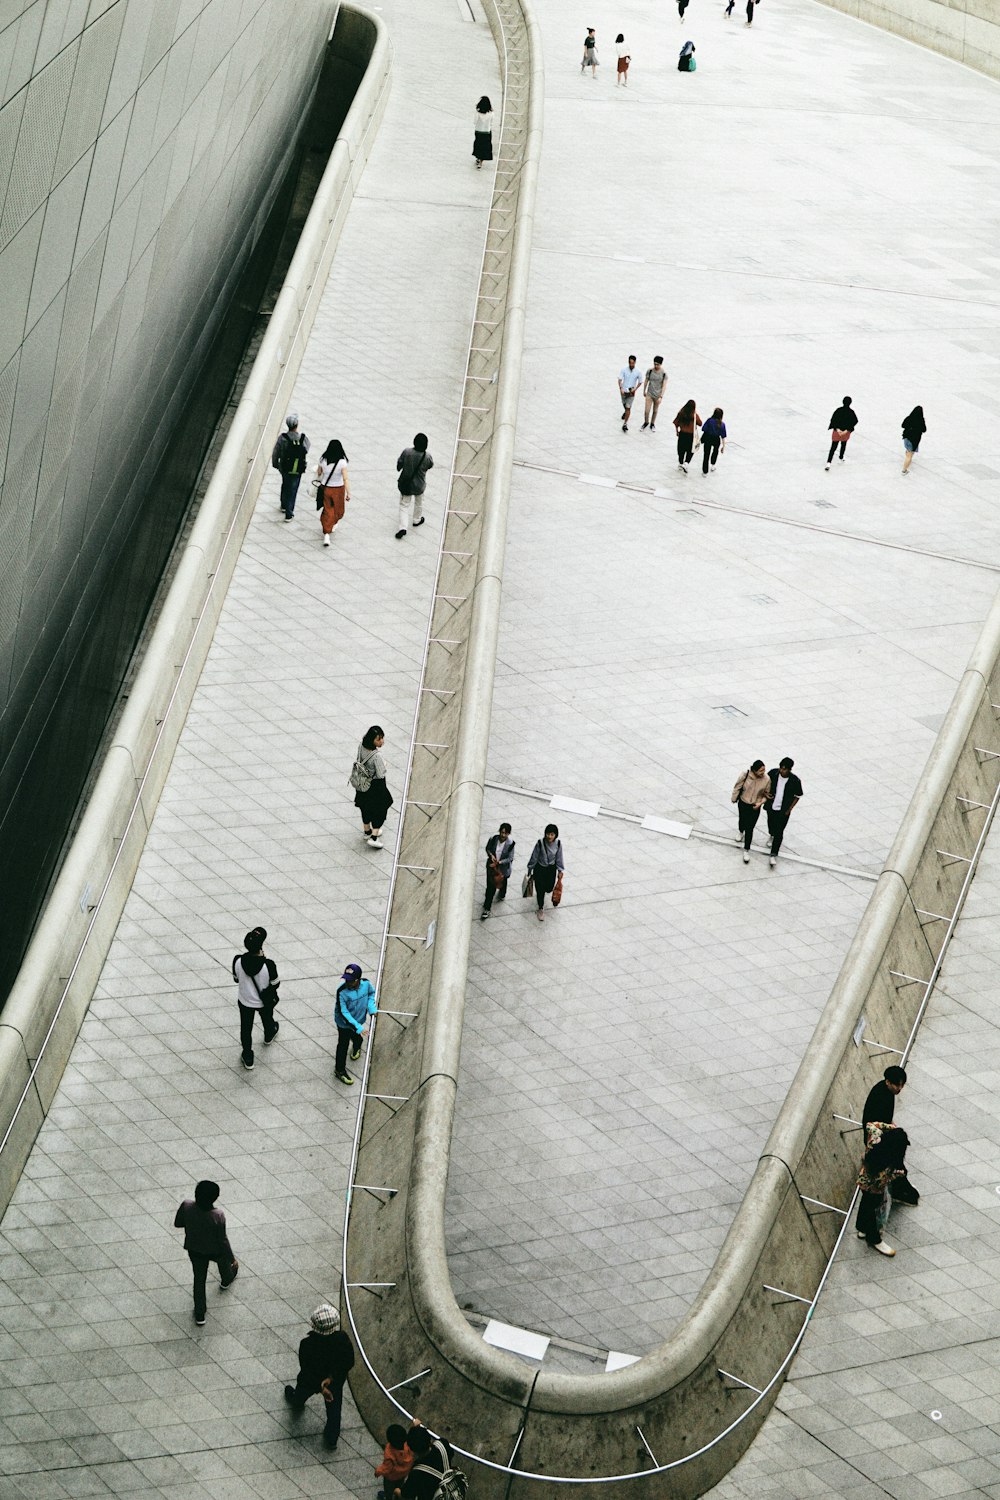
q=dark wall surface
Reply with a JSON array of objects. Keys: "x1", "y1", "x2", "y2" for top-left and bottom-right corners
[{"x1": 0, "y1": 0, "x2": 336, "y2": 1002}]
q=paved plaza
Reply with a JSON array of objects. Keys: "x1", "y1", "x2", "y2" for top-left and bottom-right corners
[{"x1": 3, "y1": 0, "x2": 1000, "y2": 1496}]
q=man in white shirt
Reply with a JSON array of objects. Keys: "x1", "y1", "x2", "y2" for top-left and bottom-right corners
[{"x1": 618, "y1": 355, "x2": 643, "y2": 432}]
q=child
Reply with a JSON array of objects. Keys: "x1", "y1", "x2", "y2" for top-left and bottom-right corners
[{"x1": 375, "y1": 1424, "x2": 414, "y2": 1498}]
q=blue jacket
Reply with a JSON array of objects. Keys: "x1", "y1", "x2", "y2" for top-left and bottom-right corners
[{"x1": 336, "y1": 978, "x2": 377, "y2": 1032}]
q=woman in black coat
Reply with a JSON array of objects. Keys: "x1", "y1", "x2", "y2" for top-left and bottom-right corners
[{"x1": 901, "y1": 406, "x2": 926, "y2": 474}]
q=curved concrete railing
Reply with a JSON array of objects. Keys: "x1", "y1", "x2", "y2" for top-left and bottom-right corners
[
  {"x1": 0, "y1": 6, "x2": 391, "y2": 1212},
  {"x1": 342, "y1": 1, "x2": 1000, "y2": 1493},
  {"x1": 817, "y1": 0, "x2": 1000, "y2": 81}
]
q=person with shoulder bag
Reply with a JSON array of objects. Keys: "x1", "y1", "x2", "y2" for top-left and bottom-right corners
[
  {"x1": 526, "y1": 824, "x2": 565, "y2": 922},
  {"x1": 271, "y1": 413, "x2": 310, "y2": 520},
  {"x1": 731, "y1": 760, "x2": 771, "y2": 863},
  {"x1": 232, "y1": 925, "x2": 279, "y2": 1070},
  {"x1": 351, "y1": 725, "x2": 394, "y2": 848},
  {"x1": 481, "y1": 822, "x2": 515, "y2": 919},
  {"x1": 315, "y1": 439, "x2": 350, "y2": 546},
  {"x1": 395, "y1": 433, "x2": 434, "y2": 539}
]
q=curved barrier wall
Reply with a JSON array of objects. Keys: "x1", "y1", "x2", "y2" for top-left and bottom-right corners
[
  {"x1": 342, "y1": 1, "x2": 1000, "y2": 1494},
  {"x1": 816, "y1": 0, "x2": 1000, "y2": 79},
  {"x1": 0, "y1": 7, "x2": 391, "y2": 1213}
]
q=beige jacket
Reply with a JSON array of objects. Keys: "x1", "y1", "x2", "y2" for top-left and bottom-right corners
[{"x1": 732, "y1": 767, "x2": 771, "y2": 808}]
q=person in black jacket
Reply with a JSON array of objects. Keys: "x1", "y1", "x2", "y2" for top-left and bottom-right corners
[
  {"x1": 901, "y1": 405, "x2": 926, "y2": 474},
  {"x1": 481, "y1": 823, "x2": 515, "y2": 919},
  {"x1": 396, "y1": 1426, "x2": 455, "y2": 1500},
  {"x1": 284, "y1": 1304, "x2": 356, "y2": 1448},
  {"x1": 271, "y1": 413, "x2": 310, "y2": 520},
  {"x1": 395, "y1": 433, "x2": 434, "y2": 539},
  {"x1": 764, "y1": 758, "x2": 803, "y2": 867},
  {"x1": 862, "y1": 1066, "x2": 919, "y2": 1204},
  {"x1": 173, "y1": 1180, "x2": 238, "y2": 1325},
  {"x1": 825, "y1": 396, "x2": 858, "y2": 469}
]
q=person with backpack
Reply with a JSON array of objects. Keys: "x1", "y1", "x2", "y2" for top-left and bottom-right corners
[
  {"x1": 396, "y1": 1425, "x2": 465, "y2": 1500},
  {"x1": 232, "y1": 926, "x2": 280, "y2": 1070},
  {"x1": 283, "y1": 1303, "x2": 355, "y2": 1449},
  {"x1": 641, "y1": 356, "x2": 667, "y2": 431},
  {"x1": 350, "y1": 725, "x2": 394, "y2": 848},
  {"x1": 173, "y1": 1180, "x2": 239, "y2": 1325},
  {"x1": 333, "y1": 963, "x2": 377, "y2": 1086},
  {"x1": 396, "y1": 433, "x2": 434, "y2": 538},
  {"x1": 271, "y1": 413, "x2": 310, "y2": 520}
]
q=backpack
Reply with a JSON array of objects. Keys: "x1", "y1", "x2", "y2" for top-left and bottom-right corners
[
  {"x1": 275, "y1": 432, "x2": 306, "y2": 476},
  {"x1": 414, "y1": 1441, "x2": 468, "y2": 1500}
]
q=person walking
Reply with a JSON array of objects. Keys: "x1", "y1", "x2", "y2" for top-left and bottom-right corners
[
  {"x1": 673, "y1": 398, "x2": 701, "y2": 469},
  {"x1": 526, "y1": 824, "x2": 565, "y2": 922},
  {"x1": 173, "y1": 1180, "x2": 239, "y2": 1326},
  {"x1": 901, "y1": 405, "x2": 926, "y2": 474},
  {"x1": 472, "y1": 96, "x2": 493, "y2": 168},
  {"x1": 825, "y1": 396, "x2": 858, "y2": 468},
  {"x1": 615, "y1": 34, "x2": 630, "y2": 84},
  {"x1": 333, "y1": 963, "x2": 377, "y2": 1085},
  {"x1": 745, "y1": 0, "x2": 759, "y2": 23},
  {"x1": 700, "y1": 407, "x2": 727, "y2": 473},
  {"x1": 731, "y1": 760, "x2": 771, "y2": 863},
  {"x1": 350, "y1": 726, "x2": 394, "y2": 848},
  {"x1": 316, "y1": 439, "x2": 349, "y2": 546},
  {"x1": 677, "y1": 0, "x2": 691, "y2": 19},
  {"x1": 855, "y1": 1124, "x2": 909, "y2": 1257},
  {"x1": 284, "y1": 1304, "x2": 355, "y2": 1449},
  {"x1": 764, "y1": 757, "x2": 803, "y2": 867},
  {"x1": 271, "y1": 414, "x2": 310, "y2": 520},
  {"x1": 725, "y1": 0, "x2": 735, "y2": 16},
  {"x1": 396, "y1": 1427, "x2": 457, "y2": 1500},
  {"x1": 677, "y1": 39, "x2": 696, "y2": 69},
  {"x1": 232, "y1": 926, "x2": 279, "y2": 1071},
  {"x1": 618, "y1": 355, "x2": 642, "y2": 432},
  {"x1": 481, "y1": 822, "x2": 516, "y2": 919},
  {"x1": 395, "y1": 433, "x2": 434, "y2": 539},
  {"x1": 581, "y1": 28, "x2": 598, "y2": 76},
  {"x1": 376, "y1": 1425, "x2": 415, "y2": 1497},
  {"x1": 863, "y1": 1066, "x2": 920, "y2": 1204},
  {"x1": 641, "y1": 356, "x2": 667, "y2": 431}
]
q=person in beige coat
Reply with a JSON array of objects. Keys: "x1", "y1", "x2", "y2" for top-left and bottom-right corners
[{"x1": 732, "y1": 760, "x2": 771, "y2": 863}]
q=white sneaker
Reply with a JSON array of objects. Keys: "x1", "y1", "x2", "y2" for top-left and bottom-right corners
[
  {"x1": 742, "y1": 852, "x2": 750, "y2": 864},
  {"x1": 368, "y1": 836, "x2": 384, "y2": 849},
  {"x1": 769, "y1": 856, "x2": 776, "y2": 868},
  {"x1": 872, "y1": 1240, "x2": 896, "y2": 1257},
  {"x1": 824, "y1": 463, "x2": 831, "y2": 470},
  {"x1": 323, "y1": 535, "x2": 330, "y2": 546}
]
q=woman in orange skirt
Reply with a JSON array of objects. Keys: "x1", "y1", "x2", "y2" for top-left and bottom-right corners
[{"x1": 316, "y1": 439, "x2": 350, "y2": 546}]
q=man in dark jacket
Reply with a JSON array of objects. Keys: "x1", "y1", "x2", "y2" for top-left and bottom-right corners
[
  {"x1": 271, "y1": 413, "x2": 310, "y2": 520},
  {"x1": 397, "y1": 1425, "x2": 455, "y2": 1500},
  {"x1": 395, "y1": 432, "x2": 434, "y2": 539},
  {"x1": 481, "y1": 823, "x2": 515, "y2": 919},
  {"x1": 862, "y1": 1066, "x2": 918, "y2": 1204},
  {"x1": 173, "y1": 1180, "x2": 238, "y2": 1325},
  {"x1": 764, "y1": 757, "x2": 803, "y2": 867},
  {"x1": 284, "y1": 1304, "x2": 355, "y2": 1448}
]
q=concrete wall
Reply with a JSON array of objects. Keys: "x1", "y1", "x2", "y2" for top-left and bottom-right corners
[
  {"x1": 818, "y1": 0, "x2": 1000, "y2": 79},
  {"x1": 340, "y1": 0, "x2": 1000, "y2": 1493},
  {"x1": 0, "y1": 5, "x2": 391, "y2": 1211}
]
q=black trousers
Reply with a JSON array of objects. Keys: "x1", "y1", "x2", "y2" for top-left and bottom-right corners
[
  {"x1": 827, "y1": 438, "x2": 848, "y2": 462},
  {"x1": 746, "y1": 0, "x2": 754, "y2": 20},
  {"x1": 702, "y1": 437, "x2": 721, "y2": 474},
  {"x1": 335, "y1": 1024, "x2": 362, "y2": 1075},
  {"x1": 532, "y1": 863, "x2": 558, "y2": 909},
  {"x1": 483, "y1": 867, "x2": 509, "y2": 910},
  {"x1": 855, "y1": 1190, "x2": 885, "y2": 1245},
  {"x1": 188, "y1": 1250, "x2": 236, "y2": 1319},
  {"x1": 766, "y1": 808, "x2": 790, "y2": 856},
  {"x1": 288, "y1": 1374, "x2": 345, "y2": 1442},
  {"x1": 737, "y1": 801, "x2": 761, "y2": 850},
  {"x1": 678, "y1": 0, "x2": 690, "y2": 14},
  {"x1": 239, "y1": 1001, "x2": 277, "y2": 1064},
  {"x1": 677, "y1": 432, "x2": 694, "y2": 465}
]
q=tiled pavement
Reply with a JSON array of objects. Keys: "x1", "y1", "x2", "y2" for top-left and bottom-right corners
[{"x1": 5, "y1": 1, "x2": 1000, "y2": 1499}]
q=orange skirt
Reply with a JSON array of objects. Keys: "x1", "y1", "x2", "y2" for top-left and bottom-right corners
[{"x1": 321, "y1": 484, "x2": 346, "y2": 534}]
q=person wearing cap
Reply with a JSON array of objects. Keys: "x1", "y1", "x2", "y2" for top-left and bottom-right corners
[
  {"x1": 173, "y1": 1180, "x2": 239, "y2": 1326},
  {"x1": 232, "y1": 927, "x2": 280, "y2": 1071},
  {"x1": 334, "y1": 965, "x2": 377, "y2": 1085},
  {"x1": 271, "y1": 413, "x2": 310, "y2": 520},
  {"x1": 284, "y1": 1304, "x2": 355, "y2": 1448}
]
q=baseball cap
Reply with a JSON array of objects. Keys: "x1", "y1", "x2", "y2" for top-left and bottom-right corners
[{"x1": 342, "y1": 964, "x2": 362, "y2": 982}]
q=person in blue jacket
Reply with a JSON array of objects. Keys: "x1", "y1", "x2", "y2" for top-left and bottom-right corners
[
  {"x1": 700, "y1": 407, "x2": 727, "y2": 474},
  {"x1": 334, "y1": 963, "x2": 377, "y2": 1085}
]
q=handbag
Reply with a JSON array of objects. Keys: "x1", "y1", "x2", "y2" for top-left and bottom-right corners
[
  {"x1": 249, "y1": 961, "x2": 279, "y2": 1008},
  {"x1": 492, "y1": 862, "x2": 506, "y2": 890},
  {"x1": 313, "y1": 478, "x2": 324, "y2": 510},
  {"x1": 522, "y1": 871, "x2": 534, "y2": 898},
  {"x1": 551, "y1": 872, "x2": 564, "y2": 907}
]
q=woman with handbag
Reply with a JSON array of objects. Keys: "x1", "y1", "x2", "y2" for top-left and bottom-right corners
[
  {"x1": 526, "y1": 824, "x2": 565, "y2": 922},
  {"x1": 731, "y1": 761, "x2": 770, "y2": 863},
  {"x1": 481, "y1": 823, "x2": 515, "y2": 919},
  {"x1": 825, "y1": 396, "x2": 858, "y2": 468},
  {"x1": 315, "y1": 439, "x2": 349, "y2": 546},
  {"x1": 232, "y1": 925, "x2": 280, "y2": 1070},
  {"x1": 351, "y1": 725, "x2": 394, "y2": 849}
]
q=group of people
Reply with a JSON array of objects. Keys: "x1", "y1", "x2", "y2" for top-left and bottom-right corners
[
  {"x1": 825, "y1": 396, "x2": 927, "y2": 473},
  {"x1": 617, "y1": 356, "x2": 728, "y2": 475},
  {"x1": 731, "y1": 758, "x2": 803, "y2": 865},
  {"x1": 855, "y1": 1065, "x2": 919, "y2": 1257},
  {"x1": 270, "y1": 417, "x2": 434, "y2": 545},
  {"x1": 481, "y1": 822, "x2": 566, "y2": 922}
]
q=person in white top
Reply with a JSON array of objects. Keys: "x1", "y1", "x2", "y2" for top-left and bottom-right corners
[
  {"x1": 472, "y1": 96, "x2": 493, "y2": 169},
  {"x1": 315, "y1": 439, "x2": 350, "y2": 546},
  {"x1": 618, "y1": 355, "x2": 642, "y2": 432},
  {"x1": 615, "y1": 34, "x2": 630, "y2": 85}
]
